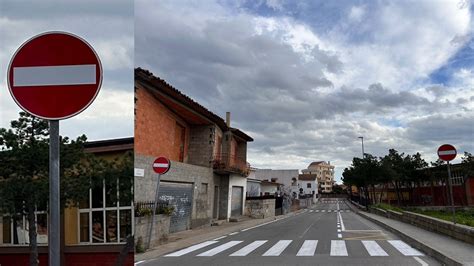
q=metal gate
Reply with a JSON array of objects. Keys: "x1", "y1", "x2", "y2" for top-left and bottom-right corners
[
  {"x1": 231, "y1": 186, "x2": 243, "y2": 217},
  {"x1": 158, "y1": 182, "x2": 193, "y2": 233}
]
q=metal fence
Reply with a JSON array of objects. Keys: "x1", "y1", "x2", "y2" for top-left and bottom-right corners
[{"x1": 135, "y1": 201, "x2": 171, "y2": 217}]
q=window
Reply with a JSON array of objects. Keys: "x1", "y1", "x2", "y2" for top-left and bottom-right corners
[
  {"x1": 307, "y1": 183, "x2": 311, "y2": 188},
  {"x1": 78, "y1": 179, "x2": 133, "y2": 244},
  {"x1": 2, "y1": 207, "x2": 47, "y2": 245}
]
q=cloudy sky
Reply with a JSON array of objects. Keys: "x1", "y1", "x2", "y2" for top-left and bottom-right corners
[
  {"x1": 0, "y1": 0, "x2": 134, "y2": 141},
  {"x1": 136, "y1": 0, "x2": 473, "y2": 183}
]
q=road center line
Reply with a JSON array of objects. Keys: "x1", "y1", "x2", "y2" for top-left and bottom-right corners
[{"x1": 338, "y1": 211, "x2": 346, "y2": 231}]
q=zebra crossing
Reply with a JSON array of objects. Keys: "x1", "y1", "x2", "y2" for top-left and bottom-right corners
[
  {"x1": 309, "y1": 209, "x2": 350, "y2": 212},
  {"x1": 164, "y1": 239, "x2": 424, "y2": 258}
]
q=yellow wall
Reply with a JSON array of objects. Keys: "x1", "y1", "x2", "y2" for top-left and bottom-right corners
[{"x1": 65, "y1": 207, "x2": 78, "y2": 245}]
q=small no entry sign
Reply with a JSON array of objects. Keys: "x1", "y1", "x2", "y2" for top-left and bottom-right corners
[
  {"x1": 438, "y1": 144, "x2": 457, "y2": 161},
  {"x1": 7, "y1": 31, "x2": 102, "y2": 120},
  {"x1": 153, "y1": 157, "x2": 171, "y2": 174}
]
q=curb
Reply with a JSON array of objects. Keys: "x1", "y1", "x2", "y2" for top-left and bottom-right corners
[{"x1": 356, "y1": 209, "x2": 462, "y2": 266}]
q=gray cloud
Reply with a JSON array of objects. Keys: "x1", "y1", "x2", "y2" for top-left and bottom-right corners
[
  {"x1": 1, "y1": 0, "x2": 134, "y2": 140},
  {"x1": 136, "y1": 0, "x2": 473, "y2": 181}
]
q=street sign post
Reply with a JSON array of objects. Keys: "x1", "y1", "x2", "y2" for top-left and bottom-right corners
[
  {"x1": 147, "y1": 157, "x2": 171, "y2": 249},
  {"x1": 7, "y1": 31, "x2": 102, "y2": 266},
  {"x1": 437, "y1": 144, "x2": 457, "y2": 224}
]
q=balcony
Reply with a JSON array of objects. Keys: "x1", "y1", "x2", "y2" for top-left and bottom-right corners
[{"x1": 212, "y1": 153, "x2": 250, "y2": 176}]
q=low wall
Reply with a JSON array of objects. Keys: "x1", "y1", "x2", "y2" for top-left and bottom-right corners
[
  {"x1": 135, "y1": 214, "x2": 170, "y2": 249},
  {"x1": 402, "y1": 211, "x2": 474, "y2": 245},
  {"x1": 245, "y1": 199, "x2": 275, "y2": 219},
  {"x1": 368, "y1": 207, "x2": 474, "y2": 245}
]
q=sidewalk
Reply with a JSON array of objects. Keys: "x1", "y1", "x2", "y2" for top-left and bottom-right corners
[
  {"x1": 353, "y1": 205, "x2": 474, "y2": 265},
  {"x1": 135, "y1": 209, "x2": 307, "y2": 262}
]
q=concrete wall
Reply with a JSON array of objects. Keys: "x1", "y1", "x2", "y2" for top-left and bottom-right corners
[
  {"x1": 135, "y1": 154, "x2": 216, "y2": 228},
  {"x1": 255, "y1": 169, "x2": 299, "y2": 187},
  {"x1": 227, "y1": 174, "x2": 247, "y2": 218},
  {"x1": 245, "y1": 199, "x2": 275, "y2": 219},
  {"x1": 135, "y1": 215, "x2": 170, "y2": 248},
  {"x1": 369, "y1": 207, "x2": 474, "y2": 245},
  {"x1": 187, "y1": 125, "x2": 216, "y2": 168}
]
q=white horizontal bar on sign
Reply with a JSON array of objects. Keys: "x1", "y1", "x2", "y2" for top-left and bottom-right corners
[
  {"x1": 153, "y1": 163, "x2": 169, "y2": 168},
  {"x1": 13, "y1": 64, "x2": 96, "y2": 86},
  {"x1": 438, "y1": 150, "x2": 456, "y2": 155}
]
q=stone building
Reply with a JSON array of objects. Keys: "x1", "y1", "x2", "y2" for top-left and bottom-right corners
[
  {"x1": 301, "y1": 161, "x2": 335, "y2": 193},
  {"x1": 134, "y1": 68, "x2": 253, "y2": 233}
]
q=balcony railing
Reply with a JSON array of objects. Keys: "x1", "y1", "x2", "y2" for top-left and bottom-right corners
[{"x1": 212, "y1": 153, "x2": 250, "y2": 176}]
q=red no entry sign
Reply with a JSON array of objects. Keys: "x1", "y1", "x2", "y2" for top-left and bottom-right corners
[
  {"x1": 438, "y1": 144, "x2": 457, "y2": 161},
  {"x1": 153, "y1": 157, "x2": 171, "y2": 174},
  {"x1": 7, "y1": 31, "x2": 102, "y2": 120}
]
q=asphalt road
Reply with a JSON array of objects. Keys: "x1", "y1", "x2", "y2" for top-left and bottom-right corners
[{"x1": 137, "y1": 198, "x2": 440, "y2": 266}]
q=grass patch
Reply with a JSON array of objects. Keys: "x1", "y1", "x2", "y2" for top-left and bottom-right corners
[
  {"x1": 412, "y1": 209, "x2": 474, "y2": 227},
  {"x1": 372, "y1": 203, "x2": 404, "y2": 212}
]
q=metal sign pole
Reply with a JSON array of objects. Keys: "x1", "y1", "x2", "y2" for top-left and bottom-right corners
[
  {"x1": 446, "y1": 161, "x2": 456, "y2": 224},
  {"x1": 146, "y1": 173, "x2": 161, "y2": 250},
  {"x1": 48, "y1": 120, "x2": 60, "y2": 266}
]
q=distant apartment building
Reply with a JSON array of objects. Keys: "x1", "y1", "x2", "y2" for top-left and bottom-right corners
[
  {"x1": 134, "y1": 68, "x2": 253, "y2": 232},
  {"x1": 302, "y1": 161, "x2": 335, "y2": 193}
]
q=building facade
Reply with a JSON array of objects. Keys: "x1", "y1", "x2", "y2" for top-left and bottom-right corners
[
  {"x1": 302, "y1": 161, "x2": 335, "y2": 193},
  {"x1": 297, "y1": 174, "x2": 318, "y2": 201},
  {"x1": 134, "y1": 68, "x2": 253, "y2": 234}
]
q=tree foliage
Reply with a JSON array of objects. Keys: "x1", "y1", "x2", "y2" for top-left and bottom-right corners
[{"x1": 0, "y1": 112, "x2": 132, "y2": 266}]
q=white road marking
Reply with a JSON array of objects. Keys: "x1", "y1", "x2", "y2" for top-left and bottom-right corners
[
  {"x1": 388, "y1": 240, "x2": 424, "y2": 256},
  {"x1": 338, "y1": 211, "x2": 346, "y2": 231},
  {"x1": 362, "y1": 240, "x2": 388, "y2": 256},
  {"x1": 337, "y1": 224, "x2": 341, "y2": 228},
  {"x1": 310, "y1": 210, "x2": 314, "y2": 213},
  {"x1": 322, "y1": 210, "x2": 326, "y2": 212},
  {"x1": 197, "y1": 241, "x2": 242, "y2": 256},
  {"x1": 337, "y1": 229, "x2": 341, "y2": 232},
  {"x1": 230, "y1": 240, "x2": 267, "y2": 256},
  {"x1": 315, "y1": 210, "x2": 320, "y2": 212},
  {"x1": 165, "y1": 241, "x2": 218, "y2": 257},
  {"x1": 213, "y1": 236, "x2": 227, "y2": 240},
  {"x1": 134, "y1": 261, "x2": 145, "y2": 265},
  {"x1": 241, "y1": 220, "x2": 275, "y2": 232},
  {"x1": 13, "y1": 65, "x2": 96, "y2": 86},
  {"x1": 229, "y1": 232, "x2": 239, "y2": 236},
  {"x1": 414, "y1": 257, "x2": 429, "y2": 266},
  {"x1": 330, "y1": 240, "x2": 348, "y2": 256},
  {"x1": 337, "y1": 233, "x2": 342, "y2": 238},
  {"x1": 262, "y1": 240, "x2": 292, "y2": 256},
  {"x1": 296, "y1": 240, "x2": 318, "y2": 256}
]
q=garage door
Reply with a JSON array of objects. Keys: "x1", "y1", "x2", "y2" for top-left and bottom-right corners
[
  {"x1": 158, "y1": 182, "x2": 193, "y2": 233},
  {"x1": 231, "y1": 186, "x2": 243, "y2": 217}
]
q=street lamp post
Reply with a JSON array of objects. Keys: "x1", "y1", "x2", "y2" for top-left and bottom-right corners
[{"x1": 358, "y1": 136, "x2": 368, "y2": 209}]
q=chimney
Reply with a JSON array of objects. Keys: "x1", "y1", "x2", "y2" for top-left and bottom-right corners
[{"x1": 226, "y1": 112, "x2": 231, "y2": 127}]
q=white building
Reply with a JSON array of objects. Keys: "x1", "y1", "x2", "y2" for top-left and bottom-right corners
[{"x1": 297, "y1": 174, "x2": 318, "y2": 202}]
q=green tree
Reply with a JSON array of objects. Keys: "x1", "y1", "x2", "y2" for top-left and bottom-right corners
[{"x1": 0, "y1": 112, "x2": 133, "y2": 266}]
